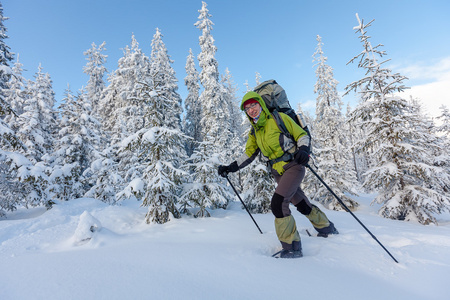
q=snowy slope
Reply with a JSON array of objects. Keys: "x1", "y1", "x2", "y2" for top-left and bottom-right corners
[{"x1": 1, "y1": 195, "x2": 449, "y2": 300}]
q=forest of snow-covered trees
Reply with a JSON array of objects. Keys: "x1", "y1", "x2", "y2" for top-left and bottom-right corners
[{"x1": 1, "y1": 2, "x2": 449, "y2": 225}]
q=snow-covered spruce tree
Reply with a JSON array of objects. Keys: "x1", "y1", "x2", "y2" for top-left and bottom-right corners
[
  {"x1": 241, "y1": 158, "x2": 275, "y2": 214},
  {"x1": 0, "y1": 149, "x2": 29, "y2": 216},
  {"x1": 3, "y1": 56, "x2": 27, "y2": 133},
  {"x1": 0, "y1": 32, "x2": 16, "y2": 149},
  {"x1": 116, "y1": 28, "x2": 183, "y2": 202},
  {"x1": 0, "y1": 106, "x2": 37, "y2": 215},
  {"x1": 0, "y1": 0, "x2": 16, "y2": 148},
  {"x1": 83, "y1": 41, "x2": 107, "y2": 127},
  {"x1": 0, "y1": 4, "x2": 26, "y2": 216},
  {"x1": 0, "y1": 2, "x2": 13, "y2": 85},
  {"x1": 221, "y1": 68, "x2": 244, "y2": 146},
  {"x1": 149, "y1": 28, "x2": 183, "y2": 129},
  {"x1": 436, "y1": 105, "x2": 450, "y2": 138},
  {"x1": 183, "y1": 48, "x2": 201, "y2": 157},
  {"x1": 0, "y1": 6, "x2": 47, "y2": 213},
  {"x1": 220, "y1": 68, "x2": 246, "y2": 190},
  {"x1": 244, "y1": 80, "x2": 251, "y2": 92},
  {"x1": 49, "y1": 87, "x2": 102, "y2": 201},
  {"x1": 48, "y1": 86, "x2": 84, "y2": 201},
  {"x1": 408, "y1": 98, "x2": 450, "y2": 195},
  {"x1": 310, "y1": 35, "x2": 359, "y2": 210},
  {"x1": 255, "y1": 72, "x2": 262, "y2": 86},
  {"x1": 345, "y1": 14, "x2": 450, "y2": 224},
  {"x1": 84, "y1": 147, "x2": 122, "y2": 204},
  {"x1": 11, "y1": 65, "x2": 58, "y2": 210},
  {"x1": 180, "y1": 141, "x2": 229, "y2": 217},
  {"x1": 100, "y1": 34, "x2": 150, "y2": 195},
  {"x1": 17, "y1": 64, "x2": 57, "y2": 163},
  {"x1": 435, "y1": 105, "x2": 450, "y2": 182},
  {"x1": 126, "y1": 79, "x2": 187, "y2": 224},
  {"x1": 195, "y1": 2, "x2": 233, "y2": 157},
  {"x1": 345, "y1": 103, "x2": 368, "y2": 183},
  {"x1": 120, "y1": 29, "x2": 187, "y2": 224},
  {"x1": 193, "y1": 1, "x2": 234, "y2": 210},
  {"x1": 102, "y1": 34, "x2": 149, "y2": 145}
]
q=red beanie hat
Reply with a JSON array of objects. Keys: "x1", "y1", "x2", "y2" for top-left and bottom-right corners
[{"x1": 243, "y1": 98, "x2": 259, "y2": 107}]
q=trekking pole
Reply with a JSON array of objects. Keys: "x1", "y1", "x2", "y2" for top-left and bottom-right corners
[
  {"x1": 306, "y1": 164, "x2": 399, "y2": 263},
  {"x1": 225, "y1": 174, "x2": 263, "y2": 234}
]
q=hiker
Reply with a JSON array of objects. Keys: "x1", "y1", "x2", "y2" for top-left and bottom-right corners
[{"x1": 218, "y1": 91, "x2": 338, "y2": 258}]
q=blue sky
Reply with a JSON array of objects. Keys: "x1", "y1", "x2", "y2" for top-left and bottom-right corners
[{"x1": 4, "y1": 0, "x2": 450, "y2": 118}]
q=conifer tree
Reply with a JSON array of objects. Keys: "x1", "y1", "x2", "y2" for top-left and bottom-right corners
[
  {"x1": 119, "y1": 29, "x2": 187, "y2": 223},
  {"x1": 221, "y1": 68, "x2": 244, "y2": 144},
  {"x1": 100, "y1": 35, "x2": 151, "y2": 195},
  {"x1": 311, "y1": 35, "x2": 359, "y2": 210},
  {"x1": 345, "y1": 14, "x2": 449, "y2": 224},
  {"x1": 195, "y1": 1, "x2": 232, "y2": 156},
  {"x1": 101, "y1": 34, "x2": 149, "y2": 145},
  {"x1": 0, "y1": 2, "x2": 13, "y2": 89},
  {"x1": 48, "y1": 87, "x2": 84, "y2": 201},
  {"x1": 221, "y1": 68, "x2": 245, "y2": 193},
  {"x1": 83, "y1": 41, "x2": 107, "y2": 123},
  {"x1": 3, "y1": 56, "x2": 27, "y2": 132},
  {"x1": 17, "y1": 65, "x2": 57, "y2": 163},
  {"x1": 244, "y1": 80, "x2": 251, "y2": 92},
  {"x1": 149, "y1": 28, "x2": 183, "y2": 129},
  {"x1": 345, "y1": 103, "x2": 368, "y2": 182},
  {"x1": 0, "y1": 0, "x2": 16, "y2": 149},
  {"x1": 183, "y1": 48, "x2": 201, "y2": 156},
  {"x1": 14, "y1": 65, "x2": 58, "y2": 209},
  {"x1": 255, "y1": 72, "x2": 262, "y2": 86},
  {"x1": 436, "y1": 105, "x2": 450, "y2": 137},
  {"x1": 84, "y1": 148, "x2": 122, "y2": 204},
  {"x1": 193, "y1": 1, "x2": 234, "y2": 211},
  {"x1": 88, "y1": 36, "x2": 148, "y2": 204},
  {"x1": 241, "y1": 160, "x2": 275, "y2": 214},
  {"x1": 435, "y1": 105, "x2": 450, "y2": 182},
  {"x1": 0, "y1": 3, "x2": 25, "y2": 216},
  {"x1": 127, "y1": 80, "x2": 187, "y2": 224},
  {"x1": 180, "y1": 141, "x2": 229, "y2": 217},
  {"x1": 50, "y1": 87, "x2": 102, "y2": 201}
]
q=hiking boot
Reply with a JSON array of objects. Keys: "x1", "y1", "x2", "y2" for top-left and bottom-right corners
[
  {"x1": 316, "y1": 222, "x2": 339, "y2": 238},
  {"x1": 279, "y1": 240, "x2": 303, "y2": 258},
  {"x1": 279, "y1": 249, "x2": 303, "y2": 258}
]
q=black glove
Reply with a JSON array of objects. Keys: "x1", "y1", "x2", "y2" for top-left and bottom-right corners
[
  {"x1": 295, "y1": 146, "x2": 310, "y2": 166},
  {"x1": 218, "y1": 161, "x2": 239, "y2": 177}
]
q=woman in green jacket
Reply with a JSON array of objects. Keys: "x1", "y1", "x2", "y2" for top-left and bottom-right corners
[{"x1": 218, "y1": 91, "x2": 338, "y2": 258}]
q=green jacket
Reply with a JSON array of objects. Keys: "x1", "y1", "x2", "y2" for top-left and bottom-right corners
[{"x1": 236, "y1": 91, "x2": 309, "y2": 175}]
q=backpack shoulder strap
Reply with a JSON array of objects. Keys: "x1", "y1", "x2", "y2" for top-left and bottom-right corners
[
  {"x1": 249, "y1": 111, "x2": 295, "y2": 143},
  {"x1": 272, "y1": 110, "x2": 294, "y2": 142}
]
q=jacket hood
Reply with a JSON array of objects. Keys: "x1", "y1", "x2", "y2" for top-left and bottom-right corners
[
  {"x1": 241, "y1": 91, "x2": 271, "y2": 129},
  {"x1": 241, "y1": 91, "x2": 271, "y2": 114}
]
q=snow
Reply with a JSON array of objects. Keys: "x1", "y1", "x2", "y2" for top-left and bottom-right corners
[{"x1": 1, "y1": 195, "x2": 449, "y2": 300}]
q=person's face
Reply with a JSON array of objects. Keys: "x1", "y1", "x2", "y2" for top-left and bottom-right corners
[{"x1": 244, "y1": 102, "x2": 261, "y2": 118}]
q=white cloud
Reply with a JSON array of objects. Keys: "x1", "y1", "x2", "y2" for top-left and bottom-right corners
[
  {"x1": 397, "y1": 57, "x2": 450, "y2": 119},
  {"x1": 297, "y1": 99, "x2": 316, "y2": 115},
  {"x1": 397, "y1": 57, "x2": 450, "y2": 82}
]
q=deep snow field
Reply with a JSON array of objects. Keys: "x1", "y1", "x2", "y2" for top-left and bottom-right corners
[{"x1": 1, "y1": 193, "x2": 449, "y2": 300}]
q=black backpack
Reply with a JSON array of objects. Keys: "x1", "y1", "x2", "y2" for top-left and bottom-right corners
[{"x1": 253, "y1": 79, "x2": 311, "y2": 142}]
